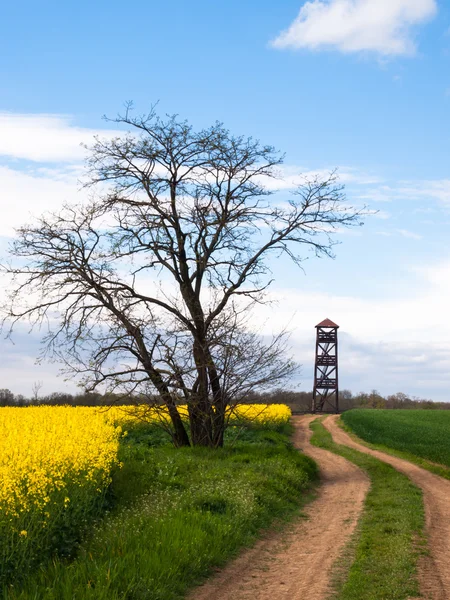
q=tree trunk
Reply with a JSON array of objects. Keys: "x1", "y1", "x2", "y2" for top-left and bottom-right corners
[
  {"x1": 190, "y1": 338, "x2": 214, "y2": 446},
  {"x1": 166, "y1": 401, "x2": 191, "y2": 448},
  {"x1": 189, "y1": 401, "x2": 213, "y2": 446},
  {"x1": 212, "y1": 406, "x2": 226, "y2": 448},
  {"x1": 146, "y1": 365, "x2": 190, "y2": 447},
  {"x1": 206, "y1": 347, "x2": 226, "y2": 448}
]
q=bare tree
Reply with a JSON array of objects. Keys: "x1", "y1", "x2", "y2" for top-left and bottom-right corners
[
  {"x1": 31, "y1": 381, "x2": 43, "y2": 403},
  {"x1": 2, "y1": 105, "x2": 365, "y2": 447}
]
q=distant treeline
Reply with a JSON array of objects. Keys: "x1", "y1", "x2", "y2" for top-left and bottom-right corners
[
  {"x1": 248, "y1": 389, "x2": 448, "y2": 412},
  {"x1": 0, "y1": 389, "x2": 143, "y2": 407},
  {"x1": 0, "y1": 387, "x2": 446, "y2": 411}
]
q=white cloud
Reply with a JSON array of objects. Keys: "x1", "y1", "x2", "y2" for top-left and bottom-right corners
[
  {"x1": 0, "y1": 113, "x2": 118, "y2": 162},
  {"x1": 362, "y1": 179, "x2": 450, "y2": 207},
  {"x1": 248, "y1": 259, "x2": 450, "y2": 399},
  {"x1": 0, "y1": 166, "x2": 82, "y2": 236},
  {"x1": 396, "y1": 228, "x2": 422, "y2": 240},
  {"x1": 0, "y1": 112, "x2": 128, "y2": 235},
  {"x1": 0, "y1": 333, "x2": 77, "y2": 396},
  {"x1": 358, "y1": 185, "x2": 395, "y2": 203},
  {"x1": 375, "y1": 228, "x2": 421, "y2": 238},
  {"x1": 259, "y1": 165, "x2": 381, "y2": 191},
  {"x1": 271, "y1": 0, "x2": 437, "y2": 56},
  {"x1": 397, "y1": 180, "x2": 450, "y2": 205},
  {"x1": 371, "y1": 209, "x2": 391, "y2": 219}
]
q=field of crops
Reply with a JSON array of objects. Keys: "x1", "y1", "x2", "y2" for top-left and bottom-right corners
[
  {"x1": 0, "y1": 403, "x2": 291, "y2": 589},
  {"x1": 108, "y1": 403, "x2": 292, "y2": 429},
  {"x1": 342, "y1": 409, "x2": 450, "y2": 467},
  {"x1": 0, "y1": 406, "x2": 122, "y2": 585}
]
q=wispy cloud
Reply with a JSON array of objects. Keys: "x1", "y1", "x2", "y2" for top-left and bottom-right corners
[
  {"x1": 0, "y1": 113, "x2": 118, "y2": 163},
  {"x1": 259, "y1": 165, "x2": 381, "y2": 191},
  {"x1": 396, "y1": 228, "x2": 422, "y2": 240},
  {"x1": 271, "y1": 0, "x2": 437, "y2": 56},
  {"x1": 363, "y1": 179, "x2": 450, "y2": 206},
  {"x1": 397, "y1": 180, "x2": 450, "y2": 205},
  {"x1": 0, "y1": 165, "x2": 82, "y2": 236},
  {"x1": 358, "y1": 185, "x2": 395, "y2": 203},
  {"x1": 255, "y1": 259, "x2": 450, "y2": 345},
  {"x1": 373, "y1": 209, "x2": 391, "y2": 220}
]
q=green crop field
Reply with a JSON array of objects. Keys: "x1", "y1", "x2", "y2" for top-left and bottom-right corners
[{"x1": 342, "y1": 409, "x2": 450, "y2": 468}]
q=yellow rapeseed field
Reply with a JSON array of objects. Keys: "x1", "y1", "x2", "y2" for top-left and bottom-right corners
[
  {"x1": 0, "y1": 402, "x2": 290, "y2": 585},
  {"x1": 0, "y1": 406, "x2": 121, "y2": 523},
  {"x1": 1, "y1": 403, "x2": 289, "y2": 524},
  {"x1": 0, "y1": 406, "x2": 123, "y2": 585},
  {"x1": 228, "y1": 403, "x2": 291, "y2": 426},
  {"x1": 0, "y1": 403, "x2": 289, "y2": 524},
  {"x1": 106, "y1": 403, "x2": 292, "y2": 428}
]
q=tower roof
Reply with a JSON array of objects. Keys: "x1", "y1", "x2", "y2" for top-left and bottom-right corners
[{"x1": 316, "y1": 318, "x2": 339, "y2": 328}]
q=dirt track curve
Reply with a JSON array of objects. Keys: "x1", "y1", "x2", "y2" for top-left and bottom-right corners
[
  {"x1": 323, "y1": 415, "x2": 450, "y2": 600},
  {"x1": 190, "y1": 416, "x2": 369, "y2": 600}
]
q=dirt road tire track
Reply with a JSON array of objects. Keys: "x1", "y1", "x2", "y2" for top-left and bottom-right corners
[
  {"x1": 323, "y1": 415, "x2": 449, "y2": 600},
  {"x1": 189, "y1": 416, "x2": 369, "y2": 600}
]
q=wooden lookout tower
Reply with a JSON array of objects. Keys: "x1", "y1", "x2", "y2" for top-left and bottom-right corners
[{"x1": 312, "y1": 318, "x2": 339, "y2": 414}]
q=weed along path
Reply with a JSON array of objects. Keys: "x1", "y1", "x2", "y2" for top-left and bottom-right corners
[
  {"x1": 190, "y1": 416, "x2": 369, "y2": 600},
  {"x1": 324, "y1": 415, "x2": 449, "y2": 600}
]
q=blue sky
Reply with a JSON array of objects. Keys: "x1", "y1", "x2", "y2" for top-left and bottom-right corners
[{"x1": 1, "y1": 0, "x2": 450, "y2": 400}]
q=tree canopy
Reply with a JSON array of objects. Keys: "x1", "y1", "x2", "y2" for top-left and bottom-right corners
[{"x1": 2, "y1": 105, "x2": 364, "y2": 447}]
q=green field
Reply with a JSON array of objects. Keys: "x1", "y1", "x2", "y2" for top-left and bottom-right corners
[{"x1": 342, "y1": 409, "x2": 450, "y2": 468}]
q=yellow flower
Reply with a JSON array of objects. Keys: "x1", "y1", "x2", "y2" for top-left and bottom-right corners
[
  {"x1": 0, "y1": 406, "x2": 121, "y2": 521},
  {"x1": 0, "y1": 402, "x2": 290, "y2": 550},
  {"x1": 105, "y1": 403, "x2": 291, "y2": 428}
]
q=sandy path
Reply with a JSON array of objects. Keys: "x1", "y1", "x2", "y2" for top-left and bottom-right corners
[
  {"x1": 189, "y1": 416, "x2": 369, "y2": 600},
  {"x1": 323, "y1": 415, "x2": 449, "y2": 600}
]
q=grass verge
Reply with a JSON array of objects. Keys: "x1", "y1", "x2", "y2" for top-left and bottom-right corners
[
  {"x1": 310, "y1": 419, "x2": 426, "y2": 600},
  {"x1": 3, "y1": 423, "x2": 318, "y2": 600},
  {"x1": 341, "y1": 409, "x2": 450, "y2": 481}
]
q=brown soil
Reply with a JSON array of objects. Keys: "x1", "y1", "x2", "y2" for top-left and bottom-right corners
[
  {"x1": 189, "y1": 416, "x2": 370, "y2": 600},
  {"x1": 323, "y1": 415, "x2": 449, "y2": 600}
]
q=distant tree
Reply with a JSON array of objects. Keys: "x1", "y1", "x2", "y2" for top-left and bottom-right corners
[
  {"x1": 367, "y1": 389, "x2": 386, "y2": 409},
  {"x1": 339, "y1": 389, "x2": 354, "y2": 411},
  {"x1": 354, "y1": 391, "x2": 370, "y2": 407},
  {"x1": 386, "y1": 392, "x2": 411, "y2": 409},
  {"x1": 31, "y1": 381, "x2": 43, "y2": 403},
  {"x1": 15, "y1": 394, "x2": 26, "y2": 406},
  {"x1": 2, "y1": 105, "x2": 364, "y2": 447},
  {"x1": 0, "y1": 389, "x2": 14, "y2": 406},
  {"x1": 43, "y1": 392, "x2": 75, "y2": 406}
]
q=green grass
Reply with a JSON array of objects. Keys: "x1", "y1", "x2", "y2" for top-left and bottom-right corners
[
  {"x1": 341, "y1": 409, "x2": 450, "y2": 479},
  {"x1": 3, "y1": 423, "x2": 318, "y2": 600},
  {"x1": 310, "y1": 419, "x2": 426, "y2": 600},
  {"x1": 0, "y1": 478, "x2": 110, "y2": 590}
]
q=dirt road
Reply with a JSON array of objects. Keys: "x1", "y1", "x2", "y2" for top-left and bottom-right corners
[
  {"x1": 190, "y1": 416, "x2": 369, "y2": 600},
  {"x1": 323, "y1": 415, "x2": 450, "y2": 600}
]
